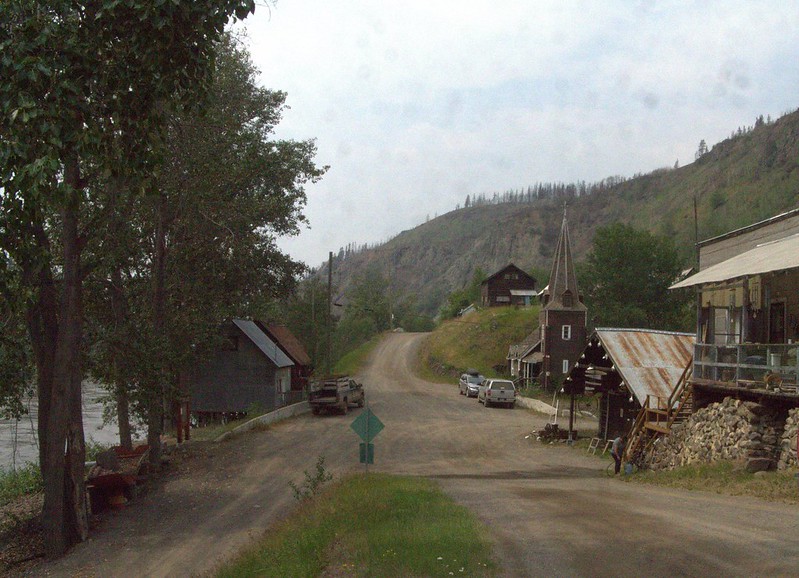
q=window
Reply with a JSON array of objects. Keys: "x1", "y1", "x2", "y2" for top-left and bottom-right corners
[
  {"x1": 562, "y1": 359, "x2": 570, "y2": 374},
  {"x1": 496, "y1": 295, "x2": 510, "y2": 303},
  {"x1": 562, "y1": 325, "x2": 571, "y2": 340},
  {"x1": 563, "y1": 291, "x2": 573, "y2": 307}
]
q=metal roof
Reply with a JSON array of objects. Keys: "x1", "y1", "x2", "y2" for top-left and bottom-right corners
[
  {"x1": 593, "y1": 328, "x2": 694, "y2": 404},
  {"x1": 509, "y1": 289, "x2": 538, "y2": 296},
  {"x1": 671, "y1": 233, "x2": 799, "y2": 289},
  {"x1": 233, "y1": 319, "x2": 294, "y2": 368},
  {"x1": 262, "y1": 322, "x2": 311, "y2": 366}
]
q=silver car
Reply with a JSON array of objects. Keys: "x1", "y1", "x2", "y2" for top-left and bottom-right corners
[
  {"x1": 478, "y1": 378, "x2": 516, "y2": 408},
  {"x1": 459, "y1": 372, "x2": 484, "y2": 397}
]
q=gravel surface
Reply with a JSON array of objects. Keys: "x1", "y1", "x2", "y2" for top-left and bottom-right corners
[{"x1": 15, "y1": 332, "x2": 799, "y2": 576}]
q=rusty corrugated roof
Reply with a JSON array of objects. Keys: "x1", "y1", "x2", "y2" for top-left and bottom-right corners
[{"x1": 594, "y1": 328, "x2": 694, "y2": 404}]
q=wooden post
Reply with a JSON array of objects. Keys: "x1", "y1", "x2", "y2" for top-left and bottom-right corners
[
  {"x1": 184, "y1": 400, "x2": 190, "y2": 441},
  {"x1": 568, "y1": 392, "x2": 575, "y2": 441},
  {"x1": 326, "y1": 251, "x2": 333, "y2": 376}
]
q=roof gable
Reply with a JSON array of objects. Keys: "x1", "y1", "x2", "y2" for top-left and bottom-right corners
[
  {"x1": 259, "y1": 322, "x2": 311, "y2": 366},
  {"x1": 481, "y1": 263, "x2": 536, "y2": 286},
  {"x1": 232, "y1": 319, "x2": 294, "y2": 368}
]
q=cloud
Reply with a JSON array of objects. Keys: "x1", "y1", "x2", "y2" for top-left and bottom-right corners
[{"x1": 244, "y1": 1, "x2": 799, "y2": 266}]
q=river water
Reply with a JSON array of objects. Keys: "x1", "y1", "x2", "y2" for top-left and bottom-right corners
[{"x1": 0, "y1": 382, "x2": 120, "y2": 470}]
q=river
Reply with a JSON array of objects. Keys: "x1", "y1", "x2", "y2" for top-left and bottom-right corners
[{"x1": 0, "y1": 382, "x2": 121, "y2": 470}]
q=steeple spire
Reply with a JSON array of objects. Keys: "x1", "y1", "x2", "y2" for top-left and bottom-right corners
[{"x1": 543, "y1": 208, "x2": 585, "y2": 311}]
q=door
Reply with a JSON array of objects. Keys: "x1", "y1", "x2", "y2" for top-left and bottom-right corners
[{"x1": 769, "y1": 301, "x2": 785, "y2": 343}]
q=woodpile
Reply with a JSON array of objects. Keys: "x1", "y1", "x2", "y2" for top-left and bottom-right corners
[
  {"x1": 649, "y1": 397, "x2": 784, "y2": 473},
  {"x1": 777, "y1": 407, "x2": 799, "y2": 470}
]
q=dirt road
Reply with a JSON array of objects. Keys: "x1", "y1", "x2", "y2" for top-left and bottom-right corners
[{"x1": 35, "y1": 332, "x2": 799, "y2": 577}]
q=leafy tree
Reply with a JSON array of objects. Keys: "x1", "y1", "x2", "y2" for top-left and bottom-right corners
[
  {"x1": 0, "y1": 0, "x2": 255, "y2": 557},
  {"x1": 440, "y1": 268, "x2": 486, "y2": 319},
  {"x1": 582, "y1": 224, "x2": 691, "y2": 331}
]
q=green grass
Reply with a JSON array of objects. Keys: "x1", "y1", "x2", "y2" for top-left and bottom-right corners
[
  {"x1": 417, "y1": 306, "x2": 539, "y2": 384},
  {"x1": 217, "y1": 473, "x2": 496, "y2": 577},
  {"x1": 624, "y1": 461, "x2": 799, "y2": 503},
  {"x1": 0, "y1": 463, "x2": 42, "y2": 506},
  {"x1": 190, "y1": 411, "x2": 270, "y2": 442},
  {"x1": 334, "y1": 333, "x2": 384, "y2": 376}
]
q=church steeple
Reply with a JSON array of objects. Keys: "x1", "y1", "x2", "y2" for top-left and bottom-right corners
[{"x1": 543, "y1": 208, "x2": 585, "y2": 311}]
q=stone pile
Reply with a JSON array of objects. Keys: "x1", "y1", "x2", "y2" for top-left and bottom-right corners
[
  {"x1": 649, "y1": 397, "x2": 783, "y2": 473},
  {"x1": 777, "y1": 407, "x2": 799, "y2": 470}
]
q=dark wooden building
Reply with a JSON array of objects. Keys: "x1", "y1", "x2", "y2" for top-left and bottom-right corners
[
  {"x1": 539, "y1": 214, "x2": 587, "y2": 390},
  {"x1": 189, "y1": 319, "x2": 294, "y2": 416},
  {"x1": 480, "y1": 263, "x2": 537, "y2": 307}
]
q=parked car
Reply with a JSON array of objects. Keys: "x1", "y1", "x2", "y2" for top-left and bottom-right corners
[
  {"x1": 478, "y1": 378, "x2": 516, "y2": 408},
  {"x1": 459, "y1": 370, "x2": 485, "y2": 397}
]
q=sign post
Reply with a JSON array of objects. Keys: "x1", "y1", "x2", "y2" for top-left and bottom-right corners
[{"x1": 350, "y1": 407, "x2": 384, "y2": 469}]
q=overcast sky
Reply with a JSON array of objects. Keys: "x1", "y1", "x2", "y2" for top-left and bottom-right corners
[{"x1": 240, "y1": 1, "x2": 799, "y2": 268}]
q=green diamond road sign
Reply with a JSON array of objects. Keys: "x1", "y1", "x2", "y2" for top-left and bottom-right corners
[{"x1": 350, "y1": 408, "x2": 384, "y2": 443}]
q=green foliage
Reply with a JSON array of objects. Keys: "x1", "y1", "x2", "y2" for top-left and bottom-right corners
[
  {"x1": 440, "y1": 267, "x2": 486, "y2": 319},
  {"x1": 219, "y1": 473, "x2": 495, "y2": 577},
  {"x1": 288, "y1": 455, "x2": 334, "y2": 502},
  {"x1": 0, "y1": 463, "x2": 42, "y2": 507},
  {"x1": 582, "y1": 223, "x2": 692, "y2": 330},
  {"x1": 419, "y1": 306, "x2": 539, "y2": 382}
]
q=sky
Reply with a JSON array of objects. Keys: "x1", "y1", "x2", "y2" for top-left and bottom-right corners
[{"x1": 239, "y1": 1, "x2": 799, "y2": 268}]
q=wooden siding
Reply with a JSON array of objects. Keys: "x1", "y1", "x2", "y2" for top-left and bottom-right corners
[
  {"x1": 480, "y1": 264, "x2": 536, "y2": 307},
  {"x1": 699, "y1": 211, "x2": 799, "y2": 270},
  {"x1": 540, "y1": 309, "x2": 587, "y2": 385},
  {"x1": 190, "y1": 324, "x2": 279, "y2": 413}
]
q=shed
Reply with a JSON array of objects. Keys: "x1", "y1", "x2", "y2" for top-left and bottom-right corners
[
  {"x1": 566, "y1": 328, "x2": 694, "y2": 439},
  {"x1": 189, "y1": 319, "x2": 294, "y2": 415}
]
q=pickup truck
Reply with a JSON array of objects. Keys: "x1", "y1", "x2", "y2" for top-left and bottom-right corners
[
  {"x1": 309, "y1": 376, "x2": 365, "y2": 415},
  {"x1": 478, "y1": 378, "x2": 516, "y2": 408}
]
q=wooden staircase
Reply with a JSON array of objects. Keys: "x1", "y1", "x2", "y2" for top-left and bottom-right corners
[{"x1": 623, "y1": 361, "x2": 693, "y2": 466}]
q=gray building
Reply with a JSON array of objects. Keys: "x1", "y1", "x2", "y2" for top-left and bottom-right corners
[{"x1": 189, "y1": 319, "x2": 294, "y2": 415}]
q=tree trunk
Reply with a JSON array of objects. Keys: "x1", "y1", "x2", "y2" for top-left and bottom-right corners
[
  {"x1": 147, "y1": 192, "x2": 168, "y2": 468},
  {"x1": 111, "y1": 266, "x2": 133, "y2": 451},
  {"x1": 40, "y1": 168, "x2": 88, "y2": 558}
]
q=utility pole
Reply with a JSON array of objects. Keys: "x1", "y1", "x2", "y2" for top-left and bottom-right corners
[{"x1": 326, "y1": 251, "x2": 333, "y2": 376}]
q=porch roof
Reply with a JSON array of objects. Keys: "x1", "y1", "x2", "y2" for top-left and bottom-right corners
[{"x1": 671, "y1": 233, "x2": 799, "y2": 289}]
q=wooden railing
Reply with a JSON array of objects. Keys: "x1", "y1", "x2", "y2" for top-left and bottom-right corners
[{"x1": 623, "y1": 361, "x2": 693, "y2": 465}]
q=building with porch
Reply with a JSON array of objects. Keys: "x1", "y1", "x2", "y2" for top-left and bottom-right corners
[
  {"x1": 480, "y1": 263, "x2": 537, "y2": 307},
  {"x1": 671, "y1": 208, "x2": 799, "y2": 407}
]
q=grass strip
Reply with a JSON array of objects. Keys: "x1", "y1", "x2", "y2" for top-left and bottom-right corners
[
  {"x1": 217, "y1": 473, "x2": 496, "y2": 577},
  {"x1": 624, "y1": 460, "x2": 799, "y2": 503},
  {"x1": 334, "y1": 334, "x2": 384, "y2": 376}
]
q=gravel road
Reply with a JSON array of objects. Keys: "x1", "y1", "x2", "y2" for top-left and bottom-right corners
[{"x1": 34, "y1": 332, "x2": 799, "y2": 577}]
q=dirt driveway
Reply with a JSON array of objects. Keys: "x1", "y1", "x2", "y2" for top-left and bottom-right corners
[{"x1": 33, "y1": 332, "x2": 799, "y2": 577}]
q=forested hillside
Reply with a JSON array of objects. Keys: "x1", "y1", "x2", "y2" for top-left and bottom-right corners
[{"x1": 323, "y1": 108, "x2": 799, "y2": 316}]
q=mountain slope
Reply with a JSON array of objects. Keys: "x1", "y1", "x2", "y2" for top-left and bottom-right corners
[{"x1": 328, "y1": 109, "x2": 799, "y2": 315}]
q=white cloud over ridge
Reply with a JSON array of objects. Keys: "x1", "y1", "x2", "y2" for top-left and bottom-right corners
[{"x1": 240, "y1": 1, "x2": 799, "y2": 267}]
